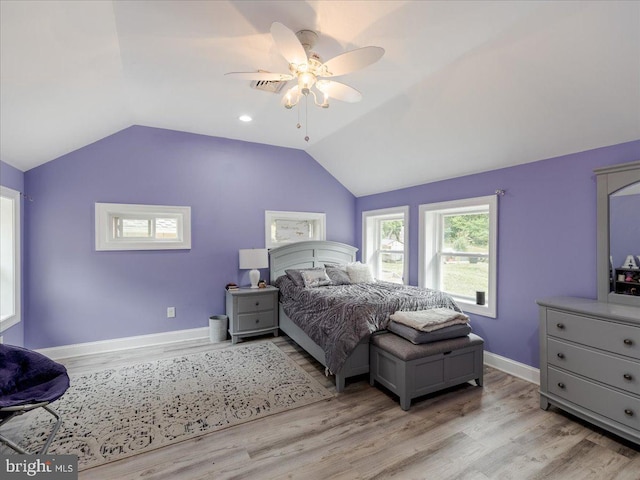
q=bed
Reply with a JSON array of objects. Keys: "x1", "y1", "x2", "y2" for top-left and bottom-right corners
[{"x1": 269, "y1": 240, "x2": 462, "y2": 392}]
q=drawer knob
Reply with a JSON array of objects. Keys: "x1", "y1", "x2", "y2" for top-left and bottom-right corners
[
  {"x1": 556, "y1": 323, "x2": 565, "y2": 330},
  {"x1": 255, "y1": 318, "x2": 260, "y2": 323},
  {"x1": 255, "y1": 301, "x2": 260, "y2": 306},
  {"x1": 624, "y1": 409, "x2": 634, "y2": 417},
  {"x1": 557, "y1": 382, "x2": 565, "y2": 389},
  {"x1": 557, "y1": 353, "x2": 565, "y2": 359},
  {"x1": 623, "y1": 373, "x2": 633, "y2": 381},
  {"x1": 623, "y1": 338, "x2": 634, "y2": 346}
]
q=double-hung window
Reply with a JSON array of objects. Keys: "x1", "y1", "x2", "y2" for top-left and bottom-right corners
[
  {"x1": 419, "y1": 196, "x2": 497, "y2": 317},
  {"x1": 0, "y1": 186, "x2": 21, "y2": 332},
  {"x1": 362, "y1": 206, "x2": 409, "y2": 284}
]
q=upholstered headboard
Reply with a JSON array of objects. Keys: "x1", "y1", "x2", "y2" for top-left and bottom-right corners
[{"x1": 269, "y1": 241, "x2": 358, "y2": 283}]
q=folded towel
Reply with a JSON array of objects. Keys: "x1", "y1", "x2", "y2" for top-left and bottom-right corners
[{"x1": 390, "y1": 308, "x2": 470, "y2": 332}]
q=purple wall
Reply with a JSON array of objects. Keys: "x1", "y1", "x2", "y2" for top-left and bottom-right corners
[
  {"x1": 610, "y1": 193, "x2": 640, "y2": 269},
  {"x1": 23, "y1": 126, "x2": 355, "y2": 349},
  {"x1": 0, "y1": 160, "x2": 25, "y2": 346},
  {"x1": 356, "y1": 140, "x2": 640, "y2": 368}
]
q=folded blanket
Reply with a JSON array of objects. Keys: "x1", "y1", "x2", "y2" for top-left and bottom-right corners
[{"x1": 390, "y1": 308, "x2": 470, "y2": 332}]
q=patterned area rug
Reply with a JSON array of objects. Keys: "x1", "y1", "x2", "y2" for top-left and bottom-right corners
[{"x1": 1, "y1": 341, "x2": 332, "y2": 470}]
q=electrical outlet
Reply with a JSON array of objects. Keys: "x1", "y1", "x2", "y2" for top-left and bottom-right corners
[{"x1": 167, "y1": 307, "x2": 176, "y2": 318}]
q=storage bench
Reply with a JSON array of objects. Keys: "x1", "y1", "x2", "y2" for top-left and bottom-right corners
[{"x1": 369, "y1": 332, "x2": 484, "y2": 410}]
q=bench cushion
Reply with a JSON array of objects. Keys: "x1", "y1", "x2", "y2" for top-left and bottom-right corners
[{"x1": 370, "y1": 332, "x2": 484, "y2": 361}]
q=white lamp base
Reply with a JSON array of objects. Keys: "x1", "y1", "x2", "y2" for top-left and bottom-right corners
[{"x1": 249, "y1": 269, "x2": 260, "y2": 288}]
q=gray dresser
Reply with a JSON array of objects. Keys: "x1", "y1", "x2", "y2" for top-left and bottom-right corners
[{"x1": 538, "y1": 296, "x2": 640, "y2": 444}]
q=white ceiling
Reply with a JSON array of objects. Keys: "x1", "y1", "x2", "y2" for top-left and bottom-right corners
[{"x1": 1, "y1": 1, "x2": 638, "y2": 196}]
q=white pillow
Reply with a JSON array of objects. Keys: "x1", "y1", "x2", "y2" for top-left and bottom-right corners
[
  {"x1": 301, "y1": 269, "x2": 332, "y2": 288},
  {"x1": 346, "y1": 262, "x2": 375, "y2": 284}
]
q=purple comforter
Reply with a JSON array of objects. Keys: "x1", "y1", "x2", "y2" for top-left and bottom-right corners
[{"x1": 274, "y1": 276, "x2": 461, "y2": 373}]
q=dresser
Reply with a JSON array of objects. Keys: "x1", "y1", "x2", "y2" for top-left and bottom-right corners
[
  {"x1": 538, "y1": 296, "x2": 640, "y2": 445},
  {"x1": 225, "y1": 287, "x2": 279, "y2": 344}
]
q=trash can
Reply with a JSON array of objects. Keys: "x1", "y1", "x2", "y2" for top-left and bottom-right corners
[{"x1": 209, "y1": 315, "x2": 228, "y2": 343}]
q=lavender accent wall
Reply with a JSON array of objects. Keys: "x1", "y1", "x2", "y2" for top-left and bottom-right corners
[
  {"x1": 0, "y1": 160, "x2": 25, "y2": 346},
  {"x1": 23, "y1": 126, "x2": 355, "y2": 349},
  {"x1": 356, "y1": 140, "x2": 640, "y2": 368}
]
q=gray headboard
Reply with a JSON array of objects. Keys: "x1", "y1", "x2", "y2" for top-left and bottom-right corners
[{"x1": 269, "y1": 241, "x2": 358, "y2": 283}]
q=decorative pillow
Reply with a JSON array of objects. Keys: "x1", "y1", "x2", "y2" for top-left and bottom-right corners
[
  {"x1": 285, "y1": 268, "x2": 323, "y2": 287},
  {"x1": 325, "y1": 267, "x2": 351, "y2": 285},
  {"x1": 346, "y1": 262, "x2": 375, "y2": 284},
  {"x1": 301, "y1": 269, "x2": 332, "y2": 288}
]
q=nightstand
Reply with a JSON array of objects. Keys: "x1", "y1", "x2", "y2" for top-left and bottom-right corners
[{"x1": 225, "y1": 286, "x2": 279, "y2": 344}]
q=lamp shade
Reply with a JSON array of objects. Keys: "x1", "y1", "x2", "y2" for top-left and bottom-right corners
[{"x1": 239, "y1": 249, "x2": 269, "y2": 270}]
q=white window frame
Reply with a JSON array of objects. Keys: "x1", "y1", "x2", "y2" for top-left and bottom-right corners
[
  {"x1": 362, "y1": 206, "x2": 409, "y2": 284},
  {"x1": 0, "y1": 186, "x2": 21, "y2": 332},
  {"x1": 265, "y1": 210, "x2": 326, "y2": 249},
  {"x1": 419, "y1": 195, "x2": 497, "y2": 317},
  {"x1": 95, "y1": 203, "x2": 191, "y2": 251}
]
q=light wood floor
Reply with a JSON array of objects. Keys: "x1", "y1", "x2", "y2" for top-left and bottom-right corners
[{"x1": 49, "y1": 336, "x2": 640, "y2": 479}]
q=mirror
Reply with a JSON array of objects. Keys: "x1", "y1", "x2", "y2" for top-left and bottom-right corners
[{"x1": 596, "y1": 160, "x2": 640, "y2": 307}]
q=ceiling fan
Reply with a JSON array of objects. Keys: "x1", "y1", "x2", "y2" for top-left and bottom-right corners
[{"x1": 225, "y1": 22, "x2": 384, "y2": 140}]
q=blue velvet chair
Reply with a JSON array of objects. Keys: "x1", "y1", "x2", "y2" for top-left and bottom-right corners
[{"x1": 0, "y1": 344, "x2": 70, "y2": 454}]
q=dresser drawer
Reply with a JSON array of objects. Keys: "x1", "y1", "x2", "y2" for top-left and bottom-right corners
[
  {"x1": 237, "y1": 312, "x2": 276, "y2": 332},
  {"x1": 547, "y1": 310, "x2": 640, "y2": 359},
  {"x1": 548, "y1": 338, "x2": 640, "y2": 395},
  {"x1": 236, "y1": 294, "x2": 275, "y2": 313},
  {"x1": 548, "y1": 367, "x2": 640, "y2": 432}
]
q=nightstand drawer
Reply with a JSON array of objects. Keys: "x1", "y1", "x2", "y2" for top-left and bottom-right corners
[
  {"x1": 548, "y1": 338, "x2": 640, "y2": 395},
  {"x1": 547, "y1": 310, "x2": 640, "y2": 359},
  {"x1": 548, "y1": 367, "x2": 640, "y2": 432},
  {"x1": 237, "y1": 312, "x2": 276, "y2": 332},
  {"x1": 237, "y1": 294, "x2": 275, "y2": 313}
]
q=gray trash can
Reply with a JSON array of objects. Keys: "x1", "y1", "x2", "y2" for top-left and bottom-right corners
[{"x1": 209, "y1": 315, "x2": 228, "y2": 343}]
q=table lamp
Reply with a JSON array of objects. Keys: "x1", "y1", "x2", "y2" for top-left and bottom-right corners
[{"x1": 239, "y1": 248, "x2": 269, "y2": 288}]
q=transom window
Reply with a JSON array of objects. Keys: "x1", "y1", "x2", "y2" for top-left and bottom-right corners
[
  {"x1": 419, "y1": 196, "x2": 497, "y2": 317},
  {"x1": 96, "y1": 203, "x2": 191, "y2": 251},
  {"x1": 362, "y1": 206, "x2": 409, "y2": 284}
]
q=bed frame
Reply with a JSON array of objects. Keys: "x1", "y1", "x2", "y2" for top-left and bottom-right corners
[{"x1": 269, "y1": 240, "x2": 369, "y2": 392}]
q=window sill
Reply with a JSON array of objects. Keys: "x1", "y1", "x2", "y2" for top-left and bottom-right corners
[
  {"x1": 0, "y1": 314, "x2": 20, "y2": 333},
  {"x1": 456, "y1": 299, "x2": 496, "y2": 318}
]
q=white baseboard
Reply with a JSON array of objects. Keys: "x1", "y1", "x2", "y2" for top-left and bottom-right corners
[
  {"x1": 36, "y1": 327, "x2": 210, "y2": 360},
  {"x1": 484, "y1": 351, "x2": 540, "y2": 385}
]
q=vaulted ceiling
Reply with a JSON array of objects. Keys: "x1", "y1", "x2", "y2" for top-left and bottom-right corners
[{"x1": 1, "y1": 1, "x2": 638, "y2": 196}]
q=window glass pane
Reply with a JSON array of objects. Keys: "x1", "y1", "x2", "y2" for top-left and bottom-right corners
[
  {"x1": 440, "y1": 254, "x2": 489, "y2": 300},
  {"x1": 155, "y1": 218, "x2": 178, "y2": 239},
  {"x1": 379, "y1": 252, "x2": 404, "y2": 284},
  {"x1": 117, "y1": 218, "x2": 152, "y2": 238},
  {"x1": 443, "y1": 212, "x2": 489, "y2": 254}
]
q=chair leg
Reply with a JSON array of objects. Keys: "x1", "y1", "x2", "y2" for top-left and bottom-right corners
[{"x1": 0, "y1": 404, "x2": 62, "y2": 455}]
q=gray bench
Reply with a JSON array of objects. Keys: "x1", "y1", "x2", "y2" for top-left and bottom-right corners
[{"x1": 369, "y1": 332, "x2": 484, "y2": 410}]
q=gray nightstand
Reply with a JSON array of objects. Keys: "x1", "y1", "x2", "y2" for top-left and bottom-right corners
[{"x1": 225, "y1": 286, "x2": 279, "y2": 344}]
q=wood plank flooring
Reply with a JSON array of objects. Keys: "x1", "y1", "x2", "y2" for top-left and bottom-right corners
[{"x1": 41, "y1": 336, "x2": 640, "y2": 479}]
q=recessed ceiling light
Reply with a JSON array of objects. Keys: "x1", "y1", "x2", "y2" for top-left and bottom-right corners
[{"x1": 238, "y1": 115, "x2": 252, "y2": 122}]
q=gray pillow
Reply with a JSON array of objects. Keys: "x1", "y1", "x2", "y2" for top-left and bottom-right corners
[
  {"x1": 285, "y1": 268, "x2": 324, "y2": 287},
  {"x1": 326, "y1": 267, "x2": 351, "y2": 285}
]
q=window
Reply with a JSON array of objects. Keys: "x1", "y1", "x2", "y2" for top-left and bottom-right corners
[
  {"x1": 362, "y1": 206, "x2": 409, "y2": 284},
  {"x1": 265, "y1": 211, "x2": 326, "y2": 248},
  {"x1": 95, "y1": 203, "x2": 191, "y2": 251},
  {"x1": 419, "y1": 196, "x2": 497, "y2": 317},
  {"x1": 1, "y1": 186, "x2": 21, "y2": 332}
]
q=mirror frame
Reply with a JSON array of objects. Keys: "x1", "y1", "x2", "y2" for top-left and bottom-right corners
[{"x1": 595, "y1": 160, "x2": 640, "y2": 307}]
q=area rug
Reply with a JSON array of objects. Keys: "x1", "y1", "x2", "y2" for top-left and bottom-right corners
[{"x1": 1, "y1": 341, "x2": 332, "y2": 470}]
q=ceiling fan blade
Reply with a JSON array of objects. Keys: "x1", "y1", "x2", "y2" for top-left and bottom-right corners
[
  {"x1": 316, "y1": 80, "x2": 362, "y2": 103},
  {"x1": 225, "y1": 71, "x2": 293, "y2": 81},
  {"x1": 320, "y1": 46, "x2": 385, "y2": 77},
  {"x1": 270, "y1": 22, "x2": 308, "y2": 67}
]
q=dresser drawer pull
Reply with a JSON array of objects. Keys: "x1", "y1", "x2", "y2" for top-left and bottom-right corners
[
  {"x1": 623, "y1": 338, "x2": 634, "y2": 346},
  {"x1": 623, "y1": 373, "x2": 633, "y2": 381},
  {"x1": 556, "y1": 323, "x2": 565, "y2": 330},
  {"x1": 557, "y1": 382, "x2": 565, "y2": 389},
  {"x1": 556, "y1": 353, "x2": 565, "y2": 359},
  {"x1": 624, "y1": 409, "x2": 634, "y2": 417},
  {"x1": 255, "y1": 301, "x2": 260, "y2": 306},
  {"x1": 255, "y1": 318, "x2": 260, "y2": 324}
]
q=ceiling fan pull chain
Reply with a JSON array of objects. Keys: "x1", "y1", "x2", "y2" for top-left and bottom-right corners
[{"x1": 305, "y1": 95, "x2": 310, "y2": 142}]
